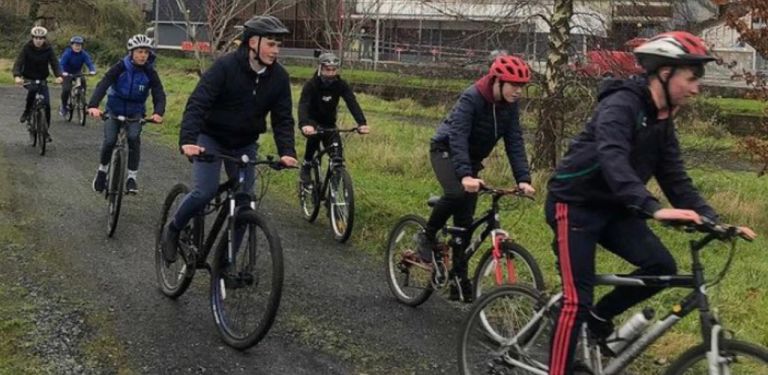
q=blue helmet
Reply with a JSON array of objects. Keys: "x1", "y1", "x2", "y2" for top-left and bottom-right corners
[{"x1": 70, "y1": 36, "x2": 84, "y2": 45}]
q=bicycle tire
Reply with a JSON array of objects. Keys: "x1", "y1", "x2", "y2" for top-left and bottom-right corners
[
  {"x1": 210, "y1": 209, "x2": 284, "y2": 350},
  {"x1": 36, "y1": 107, "x2": 46, "y2": 156},
  {"x1": 459, "y1": 284, "x2": 552, "y2": 375},
  {"x1": 329, "y1": 167, "x2": 354, "y2": 243},
  {"x1": 473, "y1": 241, "x2": 545, "y2": 297},
  {"x1": 66, "y1": 91, "x2": 74, "y2": 122},
  {"x1": 29, "y1": 110, "x2": 38, "y2": 148},
  {"x1": 155, "y1": 183, "x2": 196, "y2": 299},
  {"x1": 298, "y1": 162, "x2": 321, "y2": 222},
  {"x1": 385, "y1": 215, "x2": 434, "y2": 306},
  {"x1": 78, "y1": 91, "x2": 87, "y2": 126},
  {"x1": 664, "y1": 339, "x2": 768, "y2": 375},
  {"x1": 106, "y1": 148, "x2": 125, "y2": 237}
]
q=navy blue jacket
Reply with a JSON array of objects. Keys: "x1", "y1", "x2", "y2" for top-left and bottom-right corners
[
  {"x1": 179, "y1": 47, "x2": 296, "y2": 157},
  {"x1": 548, "y1": 76, "x2": 717, "y2": 219},
  {"x1": 88, "y1": 53, "x2": 166, "y2": 117},
  {"x1": 431, "y1": 78, "x2": 531, "y2": 183},
  {"x1": 59, "y1": 47, "x2": 96, "y2": 74}
]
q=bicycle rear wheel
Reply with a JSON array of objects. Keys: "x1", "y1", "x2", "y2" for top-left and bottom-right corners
[
  {"x1": 664, "y1": 339, "x2": 768, "y2": 375},
  {"x1": 155, "y1": 183, "x2": 196, "y2": 298},
  {"x1": 385, "y1": 215, "x2": 434, "y2": 306},
  {"x1": 459, "y1": 285, "x2": 552, "y2": 375},
  {"x1": 298, "y1": 163, "x2": 321, "y2": 222},
  {"x1": 106, "y1": 148, "x2": 125, "y2": 237},
  {"x1": 329, "y1": 167, "x2": 354, "y2": 243},
  {"x1": 36, "y1": 107, "x2": 46, "y2": 156},
  {"x1": 473, "y1": 241, "x2": 545, "y2": 297},
  {"x1": 78, "y1": 91, "x2": 87, "y2": 126},
  {"x1": 210, "y1": 209, "x2": 283, "y2": 350}
]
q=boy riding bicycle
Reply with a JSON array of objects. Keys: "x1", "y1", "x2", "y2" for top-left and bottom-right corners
[
  {"x1": 87, "y1": 34, "x2": 166, "y2": 195},
  {"x1": 59, "y1": 35, "x2": 96, "y2": 118}
]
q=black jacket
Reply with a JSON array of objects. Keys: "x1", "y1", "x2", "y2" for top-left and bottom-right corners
[
  {"x1": 547, "y1": 76, "x2": 717, "y2": 219},
  {"x1": 431, "y1": 77, "x2": 531, "y2": 183},
  {"x1": 179, "y1": 48, "x2": 296, "y2": 156},
  {"x1": 298, "y1": 75, "x2": 366, "y2": 128},
  {"x1": 12, "y1": 40, "x2": 61, "y2": 80}
]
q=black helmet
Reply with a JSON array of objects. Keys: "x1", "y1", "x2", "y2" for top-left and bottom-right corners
[{"x1": 242, "y1": 15, "x2": 290, "y2": 41}]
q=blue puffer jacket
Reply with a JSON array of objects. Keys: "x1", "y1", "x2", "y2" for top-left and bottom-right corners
[
  {"x1": 88, "y1": 53, "x2": 166, "y2": 117},
  {"x1": 59, "y1": 47, "x2": 96, "y2": 74}
]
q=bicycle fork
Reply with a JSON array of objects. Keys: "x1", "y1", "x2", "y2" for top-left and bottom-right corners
[{"x1": 491, "y1": 229, "x2": 516, "y2": 286}]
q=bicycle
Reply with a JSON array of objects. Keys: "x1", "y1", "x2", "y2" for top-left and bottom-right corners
[
  {"x1": 64, "y1": 73, "x2": 93, "y2": 126},
  {"x1": 297, "y1": 127, "x2": 358, "y2": 242},
  {"x1": 22, "y1": 80, "x2": 50, "y2": 156},
  {"x1": 385, "y1": 186, "x2": 545, "y2": 306},
  {"x1": 458, "y1": 219, "x2": 767, "y2": 375},
  {"x1": 100, "y1": 114, "x2": 157, "y2": 238},
  {"x1": 155, "y1": 153, "x2": 291, "y2": 349}
]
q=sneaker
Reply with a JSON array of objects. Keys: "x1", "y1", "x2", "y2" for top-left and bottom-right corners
[
  {"x1": 126, "y1": 178, "x2": 138, "y2": 194},
  {"x1": 45, "y1": 133, "x2": 52, "y2": 143},
  {"x1": 449, "y1": 278, "x2": 474, "y2": 303},
  {"x1": 161, "y1": 222, "x2": 180, "y2": 263},
  {"x1": 19, "y1": 111, "x2": 29, "y2": 123},
  {"x1": 59, "y1": 107, "x2": 68, "y2": 118},
  {"x1": 299, "y1": 164, "x2": 312, "y2": 184},
  {"x1": 92, "y1": 170, "x2": 107, "y2": 192},
  {"x1": 27, "y1": 130, "x2": 35, "y2": 146},
  {"x1": 415, "y1": 232, "x2": 436, "y2": 263}
]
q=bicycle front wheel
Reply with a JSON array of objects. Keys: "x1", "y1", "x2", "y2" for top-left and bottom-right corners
[
  {"x1": 66, "y1": 92, "x2": 74, "y2": 122},
  {"x1": 298, "y1": 163, "x2": 321, "y2": 222},
  {"x1": 78, "y1": 92, "x2": 87, "y2": 126},
  {"x1": 664, "y1": 339, "x2": 768, "y2": 375},
  {"x1": 155, "y1": 183, "x2": 196, "y2": 298},
  {"x1": 459, "y1": 285, "x2": 552, "y2": 375},
  {"x1": 385, "y1": 215, "x2": 434, "y2": 306},
  {"x1": 210, "y1": 210, "x2": 283, "y2": 350},
  {"x1": 329, "y1": 167, "x2": 354, "y2": 243},
  {"x1": 473, "y1": 241, "x2": 545, "y2": 297},
  {"x1": 106, "y1": 148, "x2": 125, "y2": 237},
  {"x1": 36, "y1": 107, "x2": 47, "y2": 156}
]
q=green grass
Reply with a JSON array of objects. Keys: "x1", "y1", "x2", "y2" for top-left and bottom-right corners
[{"x1": 701, "y1": 97, "x2": 767, "y2": 117}]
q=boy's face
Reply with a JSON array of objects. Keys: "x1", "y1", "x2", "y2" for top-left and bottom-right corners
[
  {"x1": 320, "y1": 65, "x2": 338, "y2": 78},
  {"x1": 32, "y1": 36, "x2": 45, "y2": 48},
  {"x1": 249, "y1": 36, "x2": 281, "y2": 66},
  {"x1": 72, "y1": 43, "x2": 83, "y2": 52},
  {"x1": 496, "y1": 81, "x2": 524, "y2": 103},
  {"x1": 664, "y1": 67, "x2": 701, "y2": 107},
  {"x1": 131, "y1": 48, "x2": 150, "y2": 65}
]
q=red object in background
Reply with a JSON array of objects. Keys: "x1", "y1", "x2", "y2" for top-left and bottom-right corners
[
  {"x1": 181, "y1": 41, "x2": 211, "y2": 52},
  {"x1": 571, "y1": 50, "x2": 644, "y2": 78}
]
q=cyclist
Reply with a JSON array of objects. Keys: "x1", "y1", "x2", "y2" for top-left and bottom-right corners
[
  {"x1": 545, "y1": 31, "x2": 757, "y2": 375},
  {"x1": 59, "y1": 35, "x2": 96, "y2": 118},
  {"x1": 416, "y1": 55, "x2": 536, "y2": 302},
  {"x1": 87, "y1": 34, "x2": 166, "y2": 194},
  {"x1": 160, "y1": 15, "x2": 298, "y2": 263},
  {"x1": 12, "y1": 26, "x2": 63, "y2": 143},
  {"x1": 299, "y1": 51, "x2": 369, "y2": 183}
]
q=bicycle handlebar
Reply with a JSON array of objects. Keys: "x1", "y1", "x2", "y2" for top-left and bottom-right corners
[
  {"x1": 479, "y1": 186, "x2": 534, "y2": 200},
  {"x1": 22, "y1": 79, "x2": 48, "y2": 87},
  {"x1": 99, "y1": 114, "x2": 158, "y2": 124},
  {"x1": 193, "y1": 153, "x2": 296, "y2": 171},
  {"x1": 662, "y1": 217, "x2": 751, "y2": 242},
  {"x1": 313, "y1": 127, "x2": 360, "y2": 135}
]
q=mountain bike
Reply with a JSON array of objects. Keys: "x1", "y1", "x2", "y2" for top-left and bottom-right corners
[
  {"x1": 101, "y1": 114, "x2": 157, "y2": 238},
  {"x1": 22, "y1": 80, "x2": 50, "y2": 156},
  {"x1": 155, "y1": 153, "x2": 291, "y2": 349},
  {"x1": 298, "y1": 127, "x2": 358, "y2": 242},
  {"x1": 64, "y1": 73, "x2": 93, "y2": 126},
  {"x1": 458, "y1": 219, "x2": 767, "y2": 375},
  {"x1": 385, "y1": 186, "x2": 545, "y2": 306}
]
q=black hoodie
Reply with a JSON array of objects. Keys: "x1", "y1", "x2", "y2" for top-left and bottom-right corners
[
  {"x1": 298, "y1": 74, "x2": 366, "y2": 128},
  {"x1": 12, "y1": 40, "x2": 61, "y2": 80},
  {"x1": 547, "y1": 76, "x2": 717, "y2": 219}
]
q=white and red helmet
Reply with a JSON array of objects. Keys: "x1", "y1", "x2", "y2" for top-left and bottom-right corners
[{"x1": 634, "y1": 31, "x2": 716, "y2": 74}]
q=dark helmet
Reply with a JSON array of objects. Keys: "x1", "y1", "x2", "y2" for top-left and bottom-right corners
[
  {"x1": 242, "y1": 15, "x2": 290, "y2": 42},
  {"x1": 70, "y1": 36, "x2": 84, "y2": 45},
  {"x1": 318, "y1": 52, "x2": 340, "y2": 67}
]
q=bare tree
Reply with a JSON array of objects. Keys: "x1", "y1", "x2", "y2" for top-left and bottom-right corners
[{"x1": 303, "y1": 0, "x2": 382, "y2": 64}]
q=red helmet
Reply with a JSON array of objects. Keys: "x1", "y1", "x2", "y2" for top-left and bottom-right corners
[
  {"x1": 489, "y1": 55, "x2": 531, "y2": 84},
  {"x1": 633, "y1": 31, "x2": 715, "y2": 74}
]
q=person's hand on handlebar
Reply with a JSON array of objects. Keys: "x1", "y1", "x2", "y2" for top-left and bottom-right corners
[
  {"x1": 150, "y1": 113, "x2": 163, "y2": 124},
  {"x1": 301, "y1": 125, "x2": 316, "y2": 136},
  {"x1": 280, "y1": 155, "x2": 298, "y2": 167},
  {"x1": 87, "y1": 108, "x2": 102, "y2": 118},
  {"x1": 181, "y1": 144, "x2": 205, "y2": 157},
  {"x1": 736, "y1": 226, "x2": 757, "y2": 241},
  {"x1": 357, "y1": 125, "x2": 370, "y2": 134},
  {"x1": 517, "y1": 182, "x2": 535, "y2": 196},
  {"x1": 14, "y1": 76, "x2": 22, "y2": 86},
  {"x1": 54, "y1": 76, "x2": 63, "y2": 84},
  {"x1": 462, "y1": 176, "x2": 484, "y2": 193}
]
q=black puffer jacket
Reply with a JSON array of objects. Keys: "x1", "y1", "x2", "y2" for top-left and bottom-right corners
[
  {"x1": 547, "y1": 76, "x2": 717, "y2": 219},
  {"x1": 179, "y1": 47, "x2": 296, "y2": 156},
  {"x1": 12, "y1": 40, "x2": 61, "y2": 80}
]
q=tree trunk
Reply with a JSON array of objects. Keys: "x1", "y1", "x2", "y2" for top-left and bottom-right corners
[{"x1": 532, "y1": 0, "x2": 573, "y2": 170}]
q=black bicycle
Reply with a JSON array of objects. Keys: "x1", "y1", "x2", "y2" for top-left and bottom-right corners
[
  {"x1": 385, "y1": 186, "x2": 545, "y2": 306},
  {"x1": 298, "y1": 127, "x2": 358, "y2": 242},
  {"x1": 64, "y1": 73, "x2": 93, "y2": 126},
  {"x1": 155, "y1": 153, "x2": 290, "y2": 349},
  {"x1": 458, "y1": 219, "x2": 767, "y2": 375},
  {"x1": 100, "y1": 114, "x2": 157, "y2": 238},
  {"x1": 22, "y1": 80, "x2": 49, "y2": 156}
]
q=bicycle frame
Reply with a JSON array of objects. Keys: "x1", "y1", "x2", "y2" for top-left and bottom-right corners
[
  {"x1": 310, "y1": 140, "x2": 345, "y2": 203},
  {"x1": 500, "y1": 230, "x2": 734, "y2": 375}
]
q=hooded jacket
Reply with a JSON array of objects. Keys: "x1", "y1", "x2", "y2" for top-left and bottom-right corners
[
  {"x1": 298, "y1": 74, "x2": 366, "y2": 128},
  {"x1": 547, "y1": 76, "x2": 717, "y2": 219},
  {"x1": 88, "y1": 53, "x2": 165, "y2": 117},
  {"x1": 431, "y1": 74, "x2": 531, "y2": 183},
  {"x1": 179, "y1": 47, "x2": 296, "y2": 157},
  {"x1": 12, "y1": 40, "x2": 61, "y2": 80}
]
